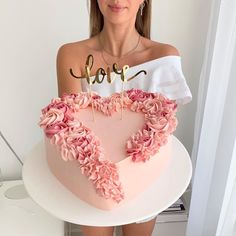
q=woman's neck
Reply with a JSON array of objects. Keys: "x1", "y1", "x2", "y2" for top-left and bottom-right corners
[{"x1": 99, "y1": 22, "x2": 141, "y2": 57}]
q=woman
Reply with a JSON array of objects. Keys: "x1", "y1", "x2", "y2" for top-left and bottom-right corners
[
  {"x1": 56, "y1": 1, "x2": 190, "y2": 235},
  {"x1": 56, "y1": 0, "x2": 180, "y2": 97}
]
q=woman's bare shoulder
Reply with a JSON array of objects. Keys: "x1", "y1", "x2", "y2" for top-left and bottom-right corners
[
  {"x1": 57, "y1": 37, "x2": 97, "y2": 57},
  {"x1": 57, "y1": 37, "x2": 99, "y2": 74},
  {"x1": 56, "y1": 40, "x2": 86, "y2": 97},
  {"x1": 142, "y1": 38, "x2": 180, "y2": 59},
  {"x1": 151, "y1": 42, "x2": 180, "y2": 58},
  {"x1": 57, "y1": 40, "x2": 88, "y2": 60},
  {"x1": 56, "y1": 37, "x2": 98, "y2": 97}
]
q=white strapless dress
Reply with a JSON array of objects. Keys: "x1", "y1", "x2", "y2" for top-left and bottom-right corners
[{"x1": 81, "y1": 55, "x2": 192, "y2": 105}]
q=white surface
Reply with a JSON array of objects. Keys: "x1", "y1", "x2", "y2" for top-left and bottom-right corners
[
  {"x1": 0, "y1": 180, "x2": 64, "y2": 236},
  {"x1": 22, "y1": 136, "x2": 192, "y2": 226}
]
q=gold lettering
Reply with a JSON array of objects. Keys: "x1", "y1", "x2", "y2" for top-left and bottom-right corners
[
  {"x1": 127, "y1": 70, "x2": 147, "y2": 81},
  {"x1": 94, "y1": 68, "x2": 106, "y2": 84},
  {"x1": 69, "y1": 54, "x2": 147, "y2": 85}
]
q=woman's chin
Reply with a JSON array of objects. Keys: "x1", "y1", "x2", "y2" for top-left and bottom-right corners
[{"x1": 104, "y1": 15, "x2": 127, "y2": 25}]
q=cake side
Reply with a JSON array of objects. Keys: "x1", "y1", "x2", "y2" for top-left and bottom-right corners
[{"x1": 45, "y1": 135, "x2": 172, "y2": 210}]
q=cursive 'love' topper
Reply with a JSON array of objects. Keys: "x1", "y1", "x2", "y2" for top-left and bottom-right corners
[
  {"x1": 69, "y1": 54, "x2": 147, "y2": 120},
  {"x1": 69, "y1": 54, "x2": 147, "y2": 84}
]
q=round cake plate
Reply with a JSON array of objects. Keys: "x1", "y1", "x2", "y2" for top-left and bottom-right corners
[{"x1": 22, "y1": 136, "x2": 192, "y2": 226}]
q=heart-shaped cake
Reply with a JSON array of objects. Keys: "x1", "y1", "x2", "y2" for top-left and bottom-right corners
[{"x1": 39, "y1": 89, "x2": 177, "y2": 210}]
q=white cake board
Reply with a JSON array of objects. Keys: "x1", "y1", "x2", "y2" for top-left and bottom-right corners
[{"x1": 22, "y1": 136, "x2": 192, "y2": 226}]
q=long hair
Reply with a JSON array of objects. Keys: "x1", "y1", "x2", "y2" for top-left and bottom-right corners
[{"x1": 87, "y1": 0, "x2": 152, "y2": 39}]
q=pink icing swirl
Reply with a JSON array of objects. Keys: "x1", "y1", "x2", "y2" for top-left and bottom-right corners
[
  {"x1": 126, "y1": 88, "x2": 155, "y2": 102},
  {"x1": 39, "y1": 108, "x2": 68, "y2": 138}
]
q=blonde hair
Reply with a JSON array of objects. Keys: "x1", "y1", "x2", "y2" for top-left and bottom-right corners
[{"x1": 87, "y1": 0, "x2": 152, "y2": 39}]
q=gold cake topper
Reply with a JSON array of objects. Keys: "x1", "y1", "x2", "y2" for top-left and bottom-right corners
[
  {"x1": 69, "y1": 54, "x2": 147, "y2": 84},
  {"x1": 69, "y1": 54, "x2": 147, "y2": 121}
]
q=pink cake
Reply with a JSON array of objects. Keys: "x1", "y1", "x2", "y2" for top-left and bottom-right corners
[{"x1": 39, "y1": 89, "x2": 177, "y2": 210}]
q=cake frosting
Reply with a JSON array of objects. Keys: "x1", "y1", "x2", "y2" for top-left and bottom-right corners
[{"x1": 39, "y1": 89, "x2": 178, "y2": 210}]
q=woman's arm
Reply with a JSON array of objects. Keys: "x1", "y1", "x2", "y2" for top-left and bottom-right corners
[{"x1": 56, "y1": 44, "x2": 83, "y2": 97}]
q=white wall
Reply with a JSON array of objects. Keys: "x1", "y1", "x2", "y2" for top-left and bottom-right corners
[
  {"x1": 0, "y1": 0, "x2": 89, "y2": 179},
  {"x1": 153, "y1": 0, "x2": 213, "y2": 151},
  {"x1": 0, "y1": 0, "x2": 210, "y2": 179}
]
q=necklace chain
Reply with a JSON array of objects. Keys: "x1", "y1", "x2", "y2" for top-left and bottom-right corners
[{"x1": 99, "y1": 33, "x2": 141, "y2": 68}]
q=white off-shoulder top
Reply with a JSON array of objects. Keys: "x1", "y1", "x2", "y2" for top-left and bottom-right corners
[{"x1": 81, "y1": 55, "x2": 192, "y2": 105}]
